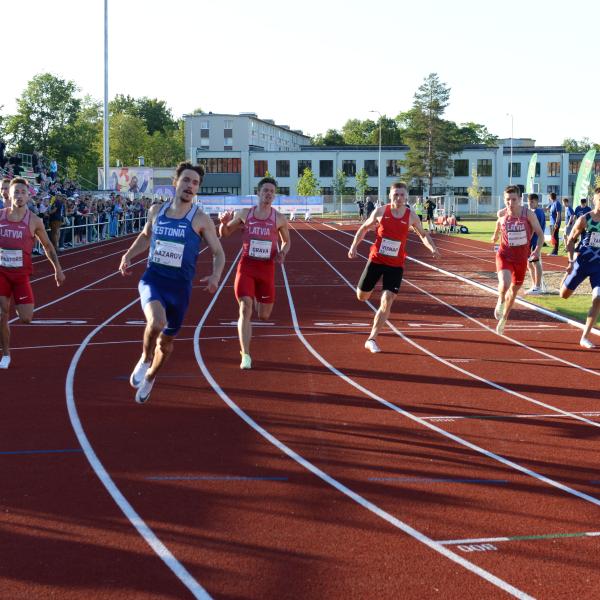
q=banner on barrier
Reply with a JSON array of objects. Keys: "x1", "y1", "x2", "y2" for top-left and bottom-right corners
[{"x1": 197, "y1": 195, "x2": 323, "y2": 214}]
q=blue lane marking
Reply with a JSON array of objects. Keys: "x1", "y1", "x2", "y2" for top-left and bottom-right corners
[
  {"x1": 368, "y1": 477, "x2": 508, "y2": 484},
  {"x1": 0, "y1": 448, "x2": 83, "y2": 456},
  {"x1": 146, "y1": 475, "x2": 289, "y2": 481}
]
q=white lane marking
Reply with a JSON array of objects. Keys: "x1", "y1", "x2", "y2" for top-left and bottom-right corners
[
  {"x1": 31, "y1": 234, "x2": 134, "y2": 265},
  {"x1": 193, "y1": 260, "x2": 532, "y2": 600},
  {"x1": 408, "y1": 323, "x2": 464, "y2": 328},
  {"x1": 299, "y1": 226, "x2": 600, "y2": 427},
  {"x1": 31, "y1": 247, "x2": 130, "y2": 284},
  {"x1": 31, "y1": 319, "x2": 88, "y2": 325},
  {"x1": 8, "y1": 257, "x2": 147, "y2": 325},
  {"x1": 314, "y1": 322, "x2": 371, "y2": 327},
  {"x1": 424, "y1": 410, "x2": 600, "y2": 422},
  {"x1": 326, "y1": 222, "x2": 600, "y2": 341},
  {"x1": 65, "y1": 254, "x2": 212, "y2": 599}
]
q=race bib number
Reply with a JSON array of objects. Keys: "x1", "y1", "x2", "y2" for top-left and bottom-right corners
[
  {"x1": 589, "y1": 232, "x2": 600, "y2": 248},
  {"x1": 507, "y1": 229, "x2": 527, "y2": 246},
  {"x1": 0, "y1": 248, "x2": 23, "y2": 268},
  {"x1": 249, "y1": 238, "x2": 272, "y2": 260},
  {"x1": 379, "y1": 237, "x2": 401, "y2": 257},
  {"x1": 150, "y1": 240, "x2": 184, "y2": 267}
]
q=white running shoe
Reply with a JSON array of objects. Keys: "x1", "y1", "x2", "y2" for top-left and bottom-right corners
[
  {"x1": 496, "y1": 316, "x2": 507, "y2": 335},
  {"x1": 365, "y1": 338, "x2": 381, "y2": 353},
  {"x1": 524, "y1": 287, "x2": 541, "y2": 296},
  {"x1": 0, "y1": 355, "x2": 11, "y2": 369},
  {"x1": 240, "y1": 353, "x2": 252, "y2": 369},
  {"x1": 580, "y1": 337, "x2": 597, "y2": 350},
  {"x1": 494, "y1": 300, "x2": 505, "y2": 320},
  {"x1": 135, "y1": 377, "x2": 155, "y2": 404},
  {"x1": 129, "y1": 356, "x2": 151, "y2": 388}
]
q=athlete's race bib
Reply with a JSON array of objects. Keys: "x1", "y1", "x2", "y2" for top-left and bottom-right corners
[
  {"x1": 379, "y1": 237, "x2": 401, "y2": 257},
  {"x1": 589, "y1": 232, "x2": 600, "y2": 248},
  {"x1": 507, "y1": 229, "x2": 527, "y2": 246},
  {"x1": 0, "y1": 248, "x2": 23, "y2": 268},
  {"x1": 150, "y1": 239, "x2": 184, "y2": 268},
  {"x1": 249, "y1": 238, "x2": 272, "y2": 260}
]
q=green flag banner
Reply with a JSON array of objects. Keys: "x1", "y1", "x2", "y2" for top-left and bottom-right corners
[
  {"x1": 573, "y1": 149, "x2": 596, "y2": 202},
  {"x1": 525, "y1": 153, "x2": 537, "y2": 194}
]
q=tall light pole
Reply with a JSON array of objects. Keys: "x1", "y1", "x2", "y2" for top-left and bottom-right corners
[
  {"x1": 506, "y1": 113, "x2": 513, "y2": 185},
  {"x1": 103, "y1": 0, "x2": 109, "y2": 191},
  {"x1": 370, "y1": 110, "x2": 382, "y2": 203}
]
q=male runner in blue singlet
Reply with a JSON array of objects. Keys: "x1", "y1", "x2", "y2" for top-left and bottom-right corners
[{"x1": 119, "y1": 162, "x2": 225, "y2": 402}]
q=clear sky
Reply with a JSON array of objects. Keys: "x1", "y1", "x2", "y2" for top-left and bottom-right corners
[{"x1": 2, "y1": 0, "x2": 598, "y2": 145}]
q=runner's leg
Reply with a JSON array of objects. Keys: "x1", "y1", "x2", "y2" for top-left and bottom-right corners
[
  {"x1": 0, "y1": 296, "x2": 10, "y2": 357},
  {"x1": 142, "y1": 300, "x2": 167, "y2": 364},
  {"x1": 238, "y1": 296, "x2": 253, "y2": 355}
]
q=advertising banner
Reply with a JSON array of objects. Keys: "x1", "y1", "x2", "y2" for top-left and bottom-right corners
[
  {"x1": 573, "y1": 149, "x2": 596, "y2": 202},
  {"x1": 525, "y1": 153, "x2": 537, "y2": 194},
  {"x1": 98, "y1": 167, "x2": 153, "y2": 193}
]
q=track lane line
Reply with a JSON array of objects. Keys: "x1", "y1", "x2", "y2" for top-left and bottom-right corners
[
  {"x1": 295, "y1": 225, "x2": 600, "y2": 427},
  {"x1": 193, "y1": 255, "x2": 533, "y2": 600}
]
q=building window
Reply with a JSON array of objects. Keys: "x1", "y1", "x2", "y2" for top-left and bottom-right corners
[
  {"x1": 200, "y1": 129, "x2": 209, "y2": 139},
  {"x1": 535, "y1": 162, "x2": 540, "y2": 176},
  {"x1": 224, "y1": 129, "x2": 233, "y2": 138},
  {"x1": 319, "y1": 160, "x2": 333, "y2": 177},
  {"x1": 224, "y1": 137, "x2": 233, "y2": 147},
  {"x1": 200, "y1": 142, "x2": 209, "y2": 150},
  {"x1": 453, "y1": 159, "x2": 469, "y2": 177},
  {"x1": 276, "y1": 160, "x2": 290, "y2": 177},
  {"x1": 342, "y1": 160, "x2": 356, "y2": 177},
  {"x1": 386, "y1": 160, "x2": 401, "y2": 176},
  {"x1": 569, "y1": 160, "x2": 581, "y2": 175},
  {"x1": 224, "y1": 120, "x2": 233, "y2": 129},
  {"x1": 482, "y1": 187, "x2": 492, "y2": 196},
  {"x1": 297, "y1": 160, "x2": 312, "y2": 177},
  {"x1": 477, "y1": 159, "x2": 492, "y2": 177},
  {"x1": 547, "y1": 162, "x2": 560, "y2": 177},
  {"x1": 453, "y1": 187, "x2": 469, "y2": 196},
  {"x1": 254, "y1": 160, "x2": 268, "y2": 177},
  {"x1": 278, "y1": 187, "x2": 290, "y2": 195},
  {"x1": 200, "y1": 120, "x2": 209, "y2": 129},
  {"x1": 547, "y1": 185, "x2": 560, "y2": 195},
  {"x1": 200, "y1": 158, "x2": 241, "y2": 173},
  {"x1": 321, "y1": 187, "x2": 333, "y2": 196},
  {"x1": 364, "y1": 160, "x2": 378, "y2": 177},
  {"x1": 223, "y1": 146, "x2": 233, "y2": 151},
  {"x1": 508, "y1": 162, "x2": 521, "y2": 178}
]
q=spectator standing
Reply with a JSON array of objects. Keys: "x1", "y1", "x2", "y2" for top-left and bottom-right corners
[
  {"x1": 365, "y1": 196, "x2": 376, "y2": 219},
  {"x1": 0, "y1": 177, "x2": 10, "y2": 209},
  {"x1": 424, "y1": 197, "x2": 436, "y2": 232},
  {"x1": 356, "y1": 198, "x2": 365, "y2": 221},
  {"x1": 548, "y1": 192, "x2": 562, "y2": 255},
  {"x1": 525, "y1": 193, "x2": 546, "y2": 295},
  {"x1": 48, "y1": 195, "x2": 65, "y2": 250},
  {"x1": 563, "y1": 197, "x2": 576, "y2": 247},
  {"x1": 575, "y1": 198, "x2": 592, "y2": 219},
  {"x1": 49, "y1": 159, "x2": 58, "y2": 181}
]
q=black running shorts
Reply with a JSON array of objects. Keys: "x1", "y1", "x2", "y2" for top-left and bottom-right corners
[{"x1": 357, "y1": 261, "x2": 403, "y2": 294}]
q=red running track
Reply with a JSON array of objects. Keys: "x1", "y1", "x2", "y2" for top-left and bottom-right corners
[{"x1": 1, "y1": 224, "x2": 599, "y2": 599}]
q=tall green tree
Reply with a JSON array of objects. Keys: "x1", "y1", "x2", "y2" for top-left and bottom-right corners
[
  {"x1": 355, "y1": 168, "x2": 369, "y2": 199},
  {"x1": 400, "y1": 73, "x2": 461, "y2": 193},
  {"x1": 467, "y1": 168, "x2": 483, "y2": 203},
  {"x1": 312, "y1": 129, "x2": 345, "y2": 146},
  {"x1": 332, "y1": 169, "x2": 347, "y2": 198},
  {"x1": 104, "y1": 113, "x2": 148, "y2": 167},
  {"x1": 2, "y1": 73, "x2": 81, "y2": 161},
  {"x1": 454, "y1": 122, "x2": 498, "y2": 146},
  {"x1": 342, "y1": 119, "x2": 376, "y2": 145},
  {"x1": 145, "y1": 120, "x2": 185, "y2": 167},
  {"x1": 296, "y1": 167, "x2": 320, "y2": 196},
  {"x1": 562, "y1": 137, "x2": 593, "y2": 152},
  {"x1": 110, "y1": 94, "x2": 177, "y2": 135}
]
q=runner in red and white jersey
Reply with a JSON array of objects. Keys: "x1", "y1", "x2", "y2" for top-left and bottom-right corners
[
  {"x1": 348, "y1": 182, "x2": 440, "y2": 353},
  {"x1": 0, "y1": 178, "x2": 65, "y2": 369},
  {"x1": 491, "y1": 185, "x2": 543, "y2": 335},
  {"x1": 219, "y1": 177, "x2": 290, "y2": 369}
]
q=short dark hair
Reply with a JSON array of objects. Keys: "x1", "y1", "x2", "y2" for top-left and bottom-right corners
[
  {"x1": 528, "y1": 193, "x2": 539, "y2": 202},
  {"x1": 257, "y1": 177, "x2": 277, "y2": 191},
  {"x1": 549, "y1": 192, "x2": 557, "y2": 200},
  {"x1": 581, "y1": 198, "x2": 588, "y2": 203},
  {"x1": 595, "y1": 187, "x2": 600, "y2": 195},
  {"x1": 390, "y1": 181, "x2": 408, "y2": 191},
  {"x1": 174, "y1": 161, "x2": 204, "y2": 183},
  {"x1": 1, "y1": 177, "x2": 11, "y2": 185},
  {"x1": 10, "y1": 177, "x2": 28, "y2": 187},
  {"x1": 504, "y1": 185, "x2": 520, "y2": 195}
]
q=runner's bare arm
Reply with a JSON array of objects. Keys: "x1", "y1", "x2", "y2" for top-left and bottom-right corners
[
  {"x1": 119, "y1": 204, "x2": 159, "y2": 276},
  {"x1": 276, "y1": 213, "x2": 290, "y2": 264},
  {"x1": 347, "y1": 206, "x2": 383, "y2": 259},
  {"x1": 196, "y1": 212, "x2": 225, "y2": 293},
  {"x1": 491, "y1": 219, "x2": 502, "y2": 244},
  {"x1": 410, "y1": 211, "x2": 440, "y2": 258},
  {"x1": 218, "y1": 209, "x2": 248, "y2": 238},
  {"x1": 33, "y1": 215, "x2": 65, "y2": 286},
  {"x1": 565, "y1": 215, "x2": 587, "y2": 266}
]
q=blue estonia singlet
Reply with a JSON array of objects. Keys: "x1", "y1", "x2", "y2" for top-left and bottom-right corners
[
  {"x1": 576, "y1": 213, "x2": 600, "y2": 263},
  {"x1": 147, "y1": 202, "x2": 202, "y2": 282}
]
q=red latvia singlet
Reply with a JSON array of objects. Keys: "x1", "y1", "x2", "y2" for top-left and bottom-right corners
[
  {"x1": 240, "y1": 206, "x2": 278, "y2": 266},
  {"x1": 368, "y1": 204, "x2": 411, "y2": 267},
  {"x1": 0, "y1": 208, "x2": 34, "y2": 275},
  {"x1": 498, "y1": 206, "x2": 532, "y2": 263}
]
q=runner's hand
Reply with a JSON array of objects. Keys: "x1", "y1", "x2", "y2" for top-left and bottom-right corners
[
  {"x1": 200, "y1": 274, "x2": 219, "y2": 293},
  {"x1": 348, "y1": 246, "x2": 357, "y2": 259},
  {"x1": 119, "y1": 255, "x2": 132, "y2": 276},
  {"x1": 55, "y1": 269, "x2": 65, "y2": 287},
  {"x1": 218, "y1": 211, "x2": 233, "y2": 224},
  {"x1": 276, "y1": 249, "x2": 288, "y2": 264}
]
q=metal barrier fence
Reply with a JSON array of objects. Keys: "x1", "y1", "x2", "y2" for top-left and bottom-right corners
[{"x1": 34, "y1": 212, "x2": 148, "y2": 254}]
